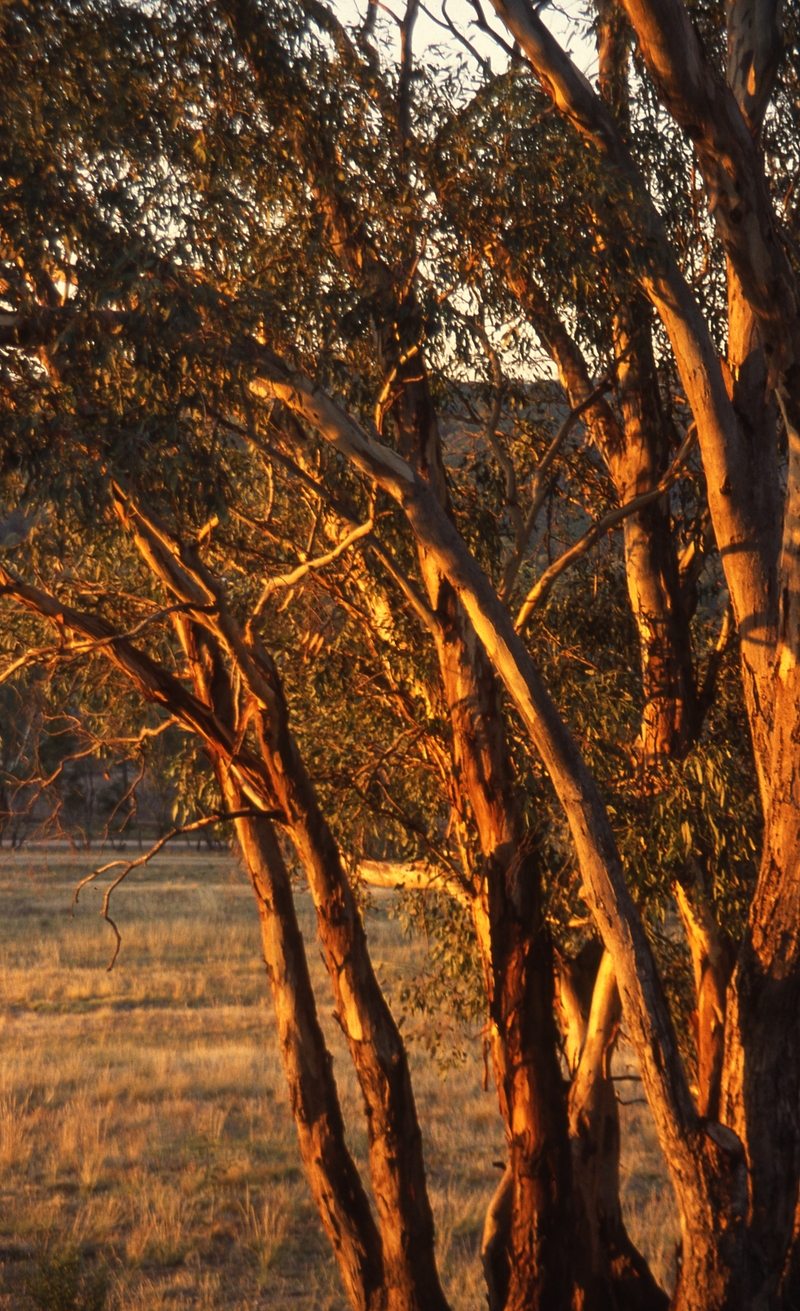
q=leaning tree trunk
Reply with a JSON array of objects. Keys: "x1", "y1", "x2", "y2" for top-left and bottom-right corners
[
  {"x1": 249, "y1": 665, "x2": 449, "y2": 1311},
  {"x1": 555, "y1": 946, "x2": 670, "y2": 1311},
  {"x1": 233, "y1": 800, "x2": 387, "y2": 1311},
  {"x1": 257, "y1": 355, "x2": 756, "y2": 1308},
  {"x1": 173, "y1": 616, "x2": 389, "y2": 1311}
]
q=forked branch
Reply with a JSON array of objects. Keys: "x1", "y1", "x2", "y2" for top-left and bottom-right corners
[{"x1": 72, "y1": 808, "x2": 281, "y2": 970}]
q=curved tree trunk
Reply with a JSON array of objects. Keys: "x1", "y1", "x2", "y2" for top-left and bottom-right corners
[
  {"x1": 250, "y1": 684, "x2": 450, "y2": 1311},
  {"x1": 557, "y1": 947, "x2": 670, "y2": 1311}
]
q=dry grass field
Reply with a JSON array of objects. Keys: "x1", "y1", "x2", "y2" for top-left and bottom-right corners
[{"x1": 0, "y1": 848, "x2": 678, "y2": 1310}]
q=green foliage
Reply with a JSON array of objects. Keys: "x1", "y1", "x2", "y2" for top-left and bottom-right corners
[{"x1": 0, "y1": 0, "x2": 773, "y2": 1067}]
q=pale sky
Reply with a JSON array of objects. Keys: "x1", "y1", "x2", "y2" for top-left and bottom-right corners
[{"x1": 331, "y1": 0, "x2": 597, "y2": 81}]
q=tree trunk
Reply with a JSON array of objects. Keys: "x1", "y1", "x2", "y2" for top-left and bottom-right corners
[
  {"x1": 233, "y1": 801, "x2": 387, "y2": 1311},
  {"x1": 611, "y1": 302, "x2": 697, "y2": 763},
  {"x1": 721, "y1": 653, "x2": 800, "y2": 1305},
  {"x1": 250, "y1": 680, "x2": 450, "y2": 1311},
  {"x1": 674, "y1": 882, "x2": 731, "y2": 1122},
  {"x1": 491, "y1": 249, "x2": 697, "y2": 762},
  {"x1": 175, "y1": 618, "x2": 388, "y2": 1311},
  {"x1": 366, "y1": 231, "x2": 579, "y2": 1306},
  {"x1": 556, "y1": 946, "x2": 670, "y2": 1311}
]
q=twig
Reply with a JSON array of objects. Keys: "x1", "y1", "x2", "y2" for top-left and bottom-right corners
[
  {"x1": 212, "y1": 409, "x2": 442, "y2": 639},
  {"x1": 252, "y1": 517, "x2": 374, "y2": 618},
  {"x1": 419, "y1": 0, "x2": 492, "y2": 75},
  {"x1": 71, "y1": 807, "x2": 282, "y2": 970},
  {"x1": 469, "y1": 317, "x2": 524, "y2": 544},
  {"x1": 696, "y1": 600, "x2": 735, "y2": 723},
  {"x1": 466, "y1": 0, "x2": 516, "y2": 58}
]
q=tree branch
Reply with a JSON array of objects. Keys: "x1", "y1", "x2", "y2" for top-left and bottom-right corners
[{"x1": 514, "y1": 426, "x2": 697, "y2": 630}]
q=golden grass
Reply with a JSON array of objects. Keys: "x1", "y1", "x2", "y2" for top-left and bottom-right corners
[{"x1": 0, "y1": 849, "x2": 678, "y2": 1308}]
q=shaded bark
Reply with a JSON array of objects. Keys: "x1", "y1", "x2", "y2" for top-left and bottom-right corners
[
  {"x1": 232, "y1": 801, "x2": 387, "y2": 1311},
  {"x1": 569, "y1": 951, "x2": 670, "y2": 1311}
]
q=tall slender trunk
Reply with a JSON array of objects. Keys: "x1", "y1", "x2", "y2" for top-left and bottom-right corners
[
  {"x1": 491, "y1": 249, "x2": 697, "y2": 762},
  {"x1": 233, "y1": 802, "x2": 386, "y2": 1311},
  {"x1": 569, "y1": 952, "x2": 669, "y2": 1311},
  {"x1": 611, "y1": 303, "x2": 698, "y2": 763},
  {"x1": 175, "y1": 619, "x2": 387, "y2": 1311},
  {"x1": 380, "y1": 335, "x2": 576, "y2": 1311},
  {"x1": 721, "y1": 668, "x2": 800, "y2": 1306}
]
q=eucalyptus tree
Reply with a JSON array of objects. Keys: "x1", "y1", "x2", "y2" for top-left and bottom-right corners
[{"x1": 0, "y1": 0, "x2": 792, "y2": 1309}]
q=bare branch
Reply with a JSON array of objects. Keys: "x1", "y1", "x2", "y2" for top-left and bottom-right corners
[
  {"x1": 71, "y1": 808, "x2": 281, "y2": 970},
  {"x1": 467, "y1": 0, "x2": 516, "y2": 59},
  {"x1": 357, "y1": 857, "x2": 473, "y2": 907},
  {"x1": 398, "y1": 0, "x2": 419, "y2": 150},
  {"x1": 253, "y1": 517, "x2": 375, "y2": 618},
  {"x1": 499, "y1": 370, "x2": 617, "y2": 602},
  {"x1": 696, "y1": 602, "x2": 735, "y2": 725},
  {"x1": 213, "y1": 408, "x2": 442, "y2": 639},
  {"x1": 419, "y1": 0, "x2": 493, "y2": 76}
]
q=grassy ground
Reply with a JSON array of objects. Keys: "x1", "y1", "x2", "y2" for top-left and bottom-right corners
[{"x1": 0, "y1": 848, "x2": 678, "y2": 1310}]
